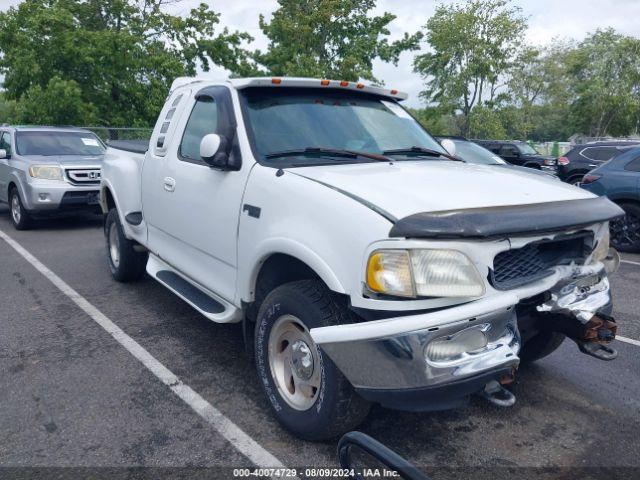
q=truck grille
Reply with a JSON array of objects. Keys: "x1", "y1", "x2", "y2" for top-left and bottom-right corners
[
  {"x1": 65, "y1": 168, "x2": 101, "y2": 185},
  {"x1": 490, "y1": 234, "x2": 591, "y2": 290}
]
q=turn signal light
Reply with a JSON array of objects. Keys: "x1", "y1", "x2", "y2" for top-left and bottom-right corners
[{"x1": 557, "y1": 156, "x2": 570, "y2": 165}]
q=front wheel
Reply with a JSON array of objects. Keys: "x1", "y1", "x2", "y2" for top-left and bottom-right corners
[
  {"x1": 610, "y1": 202, "x2": 640, "y2": 253},
  {"x1": 9, "y1": 187, "x2": 33, "y2": 230},
  {"x1": 255, "y1": 280, "x2": 370, "y2": 441},
  {"x1": 105, "y1": 208, "x2": 148, "y2": 282}
]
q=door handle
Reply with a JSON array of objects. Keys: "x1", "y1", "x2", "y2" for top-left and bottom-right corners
[{"x1": 163, "y1": 177, "x2": 176, "y2": 192}]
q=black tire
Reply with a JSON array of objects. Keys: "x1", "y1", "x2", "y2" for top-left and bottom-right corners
[
  {"x1": 9, "y1": 187, "x2": 33, "y2": 230},
  {"x1": 255, "y1": 279, "x2": 371, "y2": 441},
  {"x1": 567, "y1": 174, "x2": 584, "y2": 186},
  {"x1": 610, "y1": 202, "x2": 640, "y2": 253},
  {"x1": 519, "y1": 331, "x2": 566, "y2": 363},
  {"x1": 105, "y1": 208, "x2": 147, "y2": 282}
]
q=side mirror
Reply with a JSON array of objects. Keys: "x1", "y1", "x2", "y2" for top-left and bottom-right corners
[
  {"x1": 338, "y1": 432, "x2": 430, "y2": 480},
  {"x1": 440, "y1": 139, "x2": 457, "y2": 157},
  {"x1": 0, "y1": 149, "x2": 7, "y2": 160},
  {"x1": 200, "y1": 133, "x2": 237, "y2": 170}
]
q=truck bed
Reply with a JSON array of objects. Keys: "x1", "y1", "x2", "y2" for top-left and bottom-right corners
[{"x1": 107, "y1": 139, "x2": 149, "y2": 154}]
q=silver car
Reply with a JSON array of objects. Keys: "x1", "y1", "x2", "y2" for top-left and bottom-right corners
[{"x1": 0, "y1": 126, "x2": 105, "y2": 229}]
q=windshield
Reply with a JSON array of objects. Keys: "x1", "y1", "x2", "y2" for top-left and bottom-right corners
[
  {"x1": 241, "y1": 88, "x2": 445, "y2": 164},
  {"x1": 517, "y1": 142, "x2": 539, "y2": 155},
  {"x1": 16, "y1": 131, "x2": 105, "y2": 156},
  {"x1": 449, "y1": 140, "x2": 506, "y2": 165}
]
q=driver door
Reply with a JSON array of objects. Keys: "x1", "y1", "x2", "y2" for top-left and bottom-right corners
[{"x1": 142, "y1": 86, "x2": 248, "y2": 302}]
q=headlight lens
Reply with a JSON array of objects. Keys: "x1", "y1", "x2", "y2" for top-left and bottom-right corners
[
  {"x1": 29, "y1": 165, "x2": 63, "y2": 180},
  {"x1": 366, "y1": 249, "x2": 485, "y2": 298}
]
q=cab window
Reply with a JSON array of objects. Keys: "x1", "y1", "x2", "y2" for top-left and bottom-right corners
[{"x1": 179, "y1": 97, "x2": 218, "y2": 163}]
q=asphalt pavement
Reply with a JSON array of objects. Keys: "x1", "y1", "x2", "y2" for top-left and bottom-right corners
[{"x1": 1, "y1": 204, "x2": 639, "y2": 479}]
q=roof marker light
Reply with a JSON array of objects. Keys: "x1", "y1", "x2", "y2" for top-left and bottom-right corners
[
  {"x1": 340, "y1": 81, "x2": 349, "y2": 87},
  {"x1": 356, "y1": 83, "x2": 365, "y2": 89},
  {"x1": 320, "y1": 79, "x2": 330, "y2": 86},
  {"x1": 271, "y1": 78, "x2": 282, "y2": 84},
  {"x1": 390, "y1": 89, "x2": 398, "y2": 95}
]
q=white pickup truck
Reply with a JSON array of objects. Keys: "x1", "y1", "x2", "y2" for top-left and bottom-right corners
[{"x1": 101, "y1": 77, "x2": 623, "y2": 440}]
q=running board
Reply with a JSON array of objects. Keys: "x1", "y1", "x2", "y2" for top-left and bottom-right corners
[{"x1": 146, "y1": 254, "x2": 242, "y2": 323}]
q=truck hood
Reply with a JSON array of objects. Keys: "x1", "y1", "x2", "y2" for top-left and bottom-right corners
[
  {"x1": 22, "y1": 154, "x2": 104, "y2": 166},
  {"x1": 290, "y1": 160, "x2": 593, "y2": 220}
]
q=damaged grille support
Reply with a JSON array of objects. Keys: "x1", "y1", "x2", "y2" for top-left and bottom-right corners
[{"x1": 536, "y1": 264, "x2": 618, "y2": 361}]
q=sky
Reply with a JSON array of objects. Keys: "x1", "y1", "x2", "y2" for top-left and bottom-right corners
[{"x1": 1, "y1": 0, "x2": 640, "y2": 107}]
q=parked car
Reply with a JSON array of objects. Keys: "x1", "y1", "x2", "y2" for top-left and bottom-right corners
[
  {"x1": 101, "y1": 76, "x2": 622, "y2": 441},
  {"x1": 436, "y1": 136, "x2": 557, "y2": 178},
  {"x1": 473, "y1": 139, "x2": 557, "y2": 173},
  {"x1": 557, "y1": 141, "x2": 640, "y2": 185},
  {"x1": 0, "y1": 126, "x2": 105, "y2": 229},
  {"x1": 581, "y1": 146, "x2": 640, "y2": 252}
]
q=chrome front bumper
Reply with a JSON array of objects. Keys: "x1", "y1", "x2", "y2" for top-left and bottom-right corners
[{"x1": 311, "y1": 262, "x2": 612, "y2": 408}]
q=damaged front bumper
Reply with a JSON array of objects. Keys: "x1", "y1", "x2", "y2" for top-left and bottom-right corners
[{"x1": 310, "y1": 262, "x2": 616, "y2": 411}]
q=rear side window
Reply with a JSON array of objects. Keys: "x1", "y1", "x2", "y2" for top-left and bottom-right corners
[
  {"x1": 179, "y1": 98, "x2": 218, "y2": 163},
  {"x1": 500, "y1": 144, "x2": 519, "y2": 156},
  {"x1": 579, "y1": 146, "x2": 618, "y2": 161},
  {"x1": 0, "y1": 132, "x2": 11, "y2": 155},
  {"x1": 625, "y1": 155, "x2": 640, "y2": 172}
]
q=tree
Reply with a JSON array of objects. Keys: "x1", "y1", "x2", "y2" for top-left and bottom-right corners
[
  {"x1": 567, "y1": 29, "x2": 640, "y2": 137},
  {"x1": 13, "y1": 76, "x2": 97, "y2": 125},
  {"x1": 256, "y1": 0, "x2": 422, "y2": 82},
  {"x1": 0, "y1": 0, "x2": 255, "y2": 126},
  {"x1": 413, "y1": 0, "x2": 526, "y2": 135}
]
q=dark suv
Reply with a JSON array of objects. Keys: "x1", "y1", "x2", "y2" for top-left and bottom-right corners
[
  {"x1": 557, "y1": 141, "x2": 640, "y2": 185},
  {"x1": 473, "y1": 140, "x2": 557, "y2": 173}
]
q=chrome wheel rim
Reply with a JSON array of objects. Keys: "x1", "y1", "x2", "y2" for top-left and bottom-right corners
[
  {"x1": 11, "y1": 194, "x2": 21, "y2": 224},
  {"x1": 108, "y1": 222, "x2": 120, "y2": 268},
  {"x1": 268, "y1": 314, "x2": 321, "y2": 411}
]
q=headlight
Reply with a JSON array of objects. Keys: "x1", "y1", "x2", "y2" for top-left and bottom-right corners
[
  {"x1": 29, "y1": 165, "x2": 63, "y2": 180},
  {"x1": 366, "y1": 249, "x2": 486, "y2": 298}
]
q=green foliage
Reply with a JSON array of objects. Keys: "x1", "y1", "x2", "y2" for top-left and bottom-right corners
[
  {"x1": 257, "y1": 0, "x2": 422, "y2": 82},
  {"x1": 13, "y1": 76, "x2": 97, "y2": 125},
  {"x1": 468, "y1": 106, "x2": 506, "y2": 139},
  {"x1": 414, "y1": 0, "x2": 526, "y2": 134},
  {"x1": 567, "y1": 29, "x2": 640, "y2": 138},
  {"x1": 0, "y1": 0, "x2": 255, "y2": 126},
  {"x1": 0, "y1": 92, "x2": 17, "y2": 124}
]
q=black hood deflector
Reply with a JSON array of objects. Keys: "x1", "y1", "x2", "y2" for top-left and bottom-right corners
[{"x1": 389, "y1": 196, "x2": 624, "y2": 239}]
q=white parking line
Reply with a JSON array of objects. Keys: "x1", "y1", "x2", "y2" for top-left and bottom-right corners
[
  {"x1": 617, "y1": 335, "x2": 640, "y2": 347},
  {"x1": 0, "y1": 229, "x2": 288, "y2": 473},
  {"x1": 621, "y1": 259, "x2": 640, "y2": 267}
]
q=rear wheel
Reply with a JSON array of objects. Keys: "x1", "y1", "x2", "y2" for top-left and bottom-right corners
[
  {"x1": 610, "y1": 203, "x2": 640, "y2": 253},
  {"x1": 105, "y1": 208, "x2": 147, "y2": 282},
  {"x1": 9, "y1": 187, "x2": 33, "y2": 230},
  {"x1": 255, "y1": 280, "x2": 370, "y2": 441}
]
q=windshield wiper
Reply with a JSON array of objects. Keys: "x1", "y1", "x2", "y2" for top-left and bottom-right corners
[
  {"x1": 265, "y1": 147, "x2": 392, "y2": 162},
  {"x1": 382, "y1": 146, "x2": 464, "y2": 162}
]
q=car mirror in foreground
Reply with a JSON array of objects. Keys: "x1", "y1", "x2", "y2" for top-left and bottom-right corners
[
  {"x1": 338, "y1": 431, "x2": 431, "y2": 480},
  {"x1": 0, "y1": 148, "x2": 7, "y2": 159}
]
